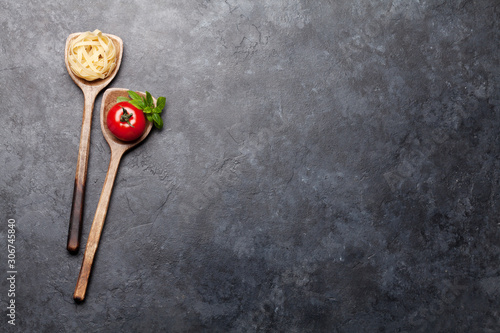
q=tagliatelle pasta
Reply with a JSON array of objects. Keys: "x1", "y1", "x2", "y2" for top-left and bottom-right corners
[{"x1": 68, "y1": 29, "x2": 117, "y2": 81}]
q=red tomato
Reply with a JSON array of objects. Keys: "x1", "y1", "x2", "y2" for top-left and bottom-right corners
[{"x1": 107, "y1": 101, "x2": 146, "y2": 141}]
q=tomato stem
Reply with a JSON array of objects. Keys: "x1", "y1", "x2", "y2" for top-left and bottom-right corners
[{"x1": 120, "y1": 107, "x2": 135, "y2": 127}]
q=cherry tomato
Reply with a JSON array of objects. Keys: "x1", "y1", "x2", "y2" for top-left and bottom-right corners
[{"x1": 107, "y1": 101, "x2": 146, "y2": 141}]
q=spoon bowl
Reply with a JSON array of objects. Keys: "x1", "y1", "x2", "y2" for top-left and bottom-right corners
[
  {"x1": 65, "y1": 32, "x2": 123, "y2": 253},
  {"x1": 100, "y1": 88, "x2": 153, "y2": 154},
  {"x1": 64, "y1": 32, "x2": 123, "y2": 91},
  {"x1": 73, "y1": 88, "x2": 153, "y2": 302}
]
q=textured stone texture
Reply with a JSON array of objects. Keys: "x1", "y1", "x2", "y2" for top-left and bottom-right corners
[{"x1": 1, "y1": 0, "x2": 499, "y2": 332}]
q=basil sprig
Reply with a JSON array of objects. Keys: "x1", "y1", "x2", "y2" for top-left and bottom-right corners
[{"x1": 117, "y1": 90, "x2": 166, "y2": 129}]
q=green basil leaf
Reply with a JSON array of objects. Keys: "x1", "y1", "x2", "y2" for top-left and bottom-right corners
[
  {"x1": 152, "y1": 107, "x2": 161, "y2": 114},
  {"x1": 156, "y1": 96, "x2": 166, "y2": 111},
  {"x1": 152, "y1": 113, "x2": 163, "y2": 129},
  {"x1": 146, "y1": 91, "x2": 153, "y2": 107},
  {"x1": 129, "y1": 99, "x2": 145, "y2": 110},
  {"x1": 116, "y1": 96, "x2": 130, "y2": 102},
  {"x1": 128, "y1": 90, "x2": 141, "y2": 100},
  {"x1": 146, "y1": 114, "x2": 153, "y2": 122},
  {"x1": 143, "y1": 107, "x2": 152, "y2": 114}
]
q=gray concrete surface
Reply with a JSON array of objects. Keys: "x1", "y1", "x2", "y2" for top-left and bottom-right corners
[{"x1": 1, "y1": 0, "x2": 499, "y2": 331}]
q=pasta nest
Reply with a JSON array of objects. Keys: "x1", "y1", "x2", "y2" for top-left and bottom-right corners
[{"x1": 68, "y1": 29, "x2": 117, "y2": 81}]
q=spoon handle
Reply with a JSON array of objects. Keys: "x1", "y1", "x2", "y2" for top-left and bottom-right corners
[
  {"x1": 67, "y1": 91, "x2": 98, "y2": 253},
  {"x1": 74, "y1": 149, "x2": 124, "y2": 302}
]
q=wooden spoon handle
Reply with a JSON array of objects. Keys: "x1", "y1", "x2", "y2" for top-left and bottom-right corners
[
  {"x1": 73, "y1": 150, "x2": 124, "y2": 302},
  {"x1": 67, "y1": 91, "x2": 98, "y2": 253}
]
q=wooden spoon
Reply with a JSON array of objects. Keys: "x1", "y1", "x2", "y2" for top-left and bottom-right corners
[
  {"x1": 73, "y1": 88, "x2": 154, "y2": 302},
  {"x1": 64, "y1": 32, "x2": 123, "y2": 253}
]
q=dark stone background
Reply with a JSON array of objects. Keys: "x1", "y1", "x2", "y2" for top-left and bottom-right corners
[{"x1": 1, "y1": 0, "x2": 499, "y2": 332}]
